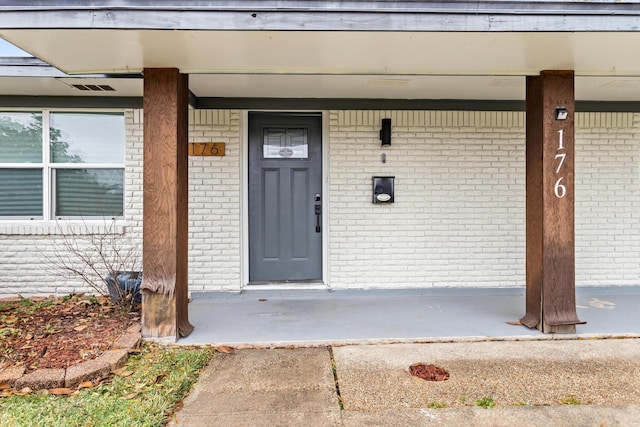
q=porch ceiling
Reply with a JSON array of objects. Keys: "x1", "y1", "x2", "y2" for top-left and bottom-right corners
[{"x1": 2, "y1": 30, "x2": 640, "y2": 101}]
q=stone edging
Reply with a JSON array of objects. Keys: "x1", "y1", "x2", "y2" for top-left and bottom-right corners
[{"x1": 0, "y1": 324, "x2": 142, "y2": 392}]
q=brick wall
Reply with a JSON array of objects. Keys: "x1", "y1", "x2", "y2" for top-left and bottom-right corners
[
  {"x1": 1, "y1": 109, "x2": 639, "y2": 296},
  {"x1": 128, "y1": 109, "x2": 242, "y2": 292},
  {"x1": 0, "y1": 109, "x2": 242, "y2": 296},
  {"x1": 328, "y1": 111, "x2": 526, "y2": 288},
  {"x1": 575, "y1": 113, "x2": 640, "y2": 285},
  {"x1": 0, "y1": 110, "x2": 142, "y2": 295},
  {"x1": 328, "y1": 111, "x2": 640, "y2": 289},
  {"x1": 187, "y1": 110, "x2": 241, "y2": 291}
]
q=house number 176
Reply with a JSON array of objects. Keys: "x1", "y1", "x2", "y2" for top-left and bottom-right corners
[{"x1": 554, "y1": 129, "x2": 567, "y2": 199}]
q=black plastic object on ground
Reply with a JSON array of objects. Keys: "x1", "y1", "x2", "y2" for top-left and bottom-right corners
[{"x1": 105, "y1": 271, "x2": 142, "y2": 304}]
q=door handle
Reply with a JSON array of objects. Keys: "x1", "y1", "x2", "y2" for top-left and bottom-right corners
[{"x1": 314, "y1": 193, "x2": 321, "y2": 233}]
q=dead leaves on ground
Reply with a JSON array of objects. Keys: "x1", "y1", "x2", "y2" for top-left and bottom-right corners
[
  {"x1": 0, "y1": 386, "x2": 79, "y2": 397},
  {"x1": 0, "y1": 294, "x2": 138, "y2": 373},
  {"x1": 48, "y1": 388, "x2": 76, "y2": 396},
  {"x1": 0, "y1": 374, "x2": 115, "y2": 397},
  {"x1": 2, "y1": 315, "x2": 18, "y2": 324},
  {"x1": 113, "y1": 367, "x2": 134, "y2": 378},
  {"x1": 215, "y1": 346, "x2": 235, "y2": 354}
]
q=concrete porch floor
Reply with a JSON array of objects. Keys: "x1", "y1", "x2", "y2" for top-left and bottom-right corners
[{"x1": 177, "y1": 286, "x2": 640, "y2": 346}]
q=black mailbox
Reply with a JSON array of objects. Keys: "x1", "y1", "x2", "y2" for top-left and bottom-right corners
[{"x1": 372, "y1": 176, "x2": 394, "y2": 204}]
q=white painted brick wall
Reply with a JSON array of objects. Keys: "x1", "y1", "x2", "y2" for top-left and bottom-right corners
[
  {"x1": 328, "y1": 110, "x2": 640, "y2": 289},
  {"x1": 328, "y1": 111, "x2": 527, "y2": 288},
  {"x1": 575, "y1": 113, "x2": 640, "y2": 286},
  {"x1": 126, "y1": 109, "x2": 242, "y2": 292},
  {"x1": 1, "y1": 109, "x2": 639, "y2": 296},
  {"x1": 187, "y1": 110, "x2": 241, "y2": 292},
  {"x1": 0, "y1": 109, "x2": 242, "y2": 296},
  {"x1": 0, "y1": 110, "x2": 142, "y2": 296}
]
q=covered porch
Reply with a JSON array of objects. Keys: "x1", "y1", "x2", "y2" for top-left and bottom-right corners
[
  {"x1": 179, "y1": 286, "x2": 640, "y2": 346},
  {"x1": 2, "y1": 1, "x2": 640, "y2": 341}
]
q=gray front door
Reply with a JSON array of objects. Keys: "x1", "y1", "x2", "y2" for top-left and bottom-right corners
[{"x1": 248, "y1": 112, "x2": 323, "y2": 282}]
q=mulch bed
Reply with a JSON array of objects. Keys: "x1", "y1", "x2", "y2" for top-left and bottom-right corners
[{"x1": 0, "y1": 295, "x2": 139, "y2": 374}]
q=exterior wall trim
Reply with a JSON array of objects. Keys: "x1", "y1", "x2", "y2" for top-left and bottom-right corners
[
  {"x1": 241, "y1": 110, "x2": 249, "y2": 288},
  {"x1": 2, "y1": 2, "x2": 640, "y2": 32},
  {"x1": 0, "y1": 95, "x2": 142, "y2": 109},
  {"x1": 199, "y1": 99, "x2": 640, "y2": 113},
  {"x1": 3, "y1": 96, "x2": 637, "y2": 113}
]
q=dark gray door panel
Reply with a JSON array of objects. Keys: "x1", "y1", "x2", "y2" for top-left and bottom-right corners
[{"x1": 249, "y1": 113, "x2": 322, "y2": 282}]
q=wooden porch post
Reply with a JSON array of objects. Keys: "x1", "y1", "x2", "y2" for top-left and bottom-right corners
[
  {"x1": 141, "y1": 68, "x2": 193, "y2": 339},
  {"x1": 521, "y1": 70, "x2": 584, "y2": 333}
]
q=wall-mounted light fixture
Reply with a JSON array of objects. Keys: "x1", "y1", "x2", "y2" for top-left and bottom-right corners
[
  {"x1": 380, "y1": 118, "x2": 391, "y2": 146},
  {"x1": 555, "y1": 107, "x2": 568, "y2": 120}
]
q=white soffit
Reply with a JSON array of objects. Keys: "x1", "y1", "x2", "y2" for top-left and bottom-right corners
[
  {"x1": 0, "y1": 77, "x2": 142, "y2": 97},
  {"x1": 3, "y1": 30, "x2": 640, "y2": 77},
  {"x1": 0, "y1": 74, "x2": 639, "y2": 101},
  {"x1": 188, "y1": 74, "x2": 527, "y2": 100},
  {"x1": 188, "y1": 75, "x2": 640, "y2": 101}
]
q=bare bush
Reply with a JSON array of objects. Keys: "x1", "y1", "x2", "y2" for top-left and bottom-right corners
[{"x1": 45, "y1": 219, "x2": 142, "y2": 311}]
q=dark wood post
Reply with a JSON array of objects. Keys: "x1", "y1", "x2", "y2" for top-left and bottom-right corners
[
  {"x1": 521, "y1": 70, "x2": 584, "y2": 333},
  {"x1": 142, "y1": 68, "x2": 193, "y2": 339}
]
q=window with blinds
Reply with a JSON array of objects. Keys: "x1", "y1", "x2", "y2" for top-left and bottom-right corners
[
  {"x1": 0, "y1": 111, "x2": 124, "y2": 220},
  {"x1": 0, "y1": 169, "x2": 43, "y2": 218}
]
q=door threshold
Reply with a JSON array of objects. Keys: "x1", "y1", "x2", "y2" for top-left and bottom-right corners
[{"x1": 243, "y1": 282, "x2": 328, "y2": 291}]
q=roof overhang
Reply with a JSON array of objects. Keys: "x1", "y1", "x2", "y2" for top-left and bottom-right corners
[
  {"x1": 2, "y1": 1, "x2": 640, "y2": 104},
  {"x1": 1, "y1": 1, "x2": 640, "y2": 32}
]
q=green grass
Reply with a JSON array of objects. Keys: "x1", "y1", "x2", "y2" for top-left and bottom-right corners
[
  {"x1": 0, "y1": 343, "x2": 215, "y2": 427},
  {"x1": 17, "y1": 296, "x2": 55, "y2": 313},
  {"x1": 476, "y1": 396, "x2": 495, "y2": 409},
  {"x1": 427, "y1": 402, "x2": 448, "y2": 409}
]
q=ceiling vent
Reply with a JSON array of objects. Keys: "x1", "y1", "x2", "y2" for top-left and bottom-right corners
[{"x1": 71, "y1": 84, "x2": 116, "y2": 92}]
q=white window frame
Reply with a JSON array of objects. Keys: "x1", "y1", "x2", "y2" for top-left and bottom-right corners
[{"x1": 0, "y1": 109, "x2": 126, "y2": 221}]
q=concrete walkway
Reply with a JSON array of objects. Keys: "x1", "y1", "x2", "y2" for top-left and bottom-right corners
[
  {"x1": 170, "y1": 286, "x2": 640, "y2": 426},
  {"x1": 171, "y1": 339, "x2": 640, "y2": 426}
]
